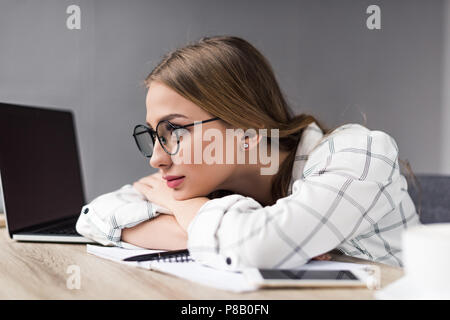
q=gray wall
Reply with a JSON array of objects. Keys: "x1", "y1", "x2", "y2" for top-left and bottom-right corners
[
  {"x1": 0, "y1": 0, "x2": 448, "y2": 208},
  {"x1": 442, "y1": 0, "x2": 450, "y2": 174}
]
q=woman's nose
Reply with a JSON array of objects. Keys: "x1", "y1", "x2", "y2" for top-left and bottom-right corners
[{"x1": 149, "y1": 140, "x2": 172, "y2": 169}]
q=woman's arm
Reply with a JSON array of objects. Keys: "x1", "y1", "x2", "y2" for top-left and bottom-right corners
[
  {"x1": 121, "y1": 214, "x2": 188, "y2": 250},
  {"x1": 186, "y1": 129, "x2": 405, "y2": 270}
]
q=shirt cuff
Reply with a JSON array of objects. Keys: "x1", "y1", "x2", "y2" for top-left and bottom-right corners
[{"x1": 76, "y1": 184, "x2": 166, "y2": 246}]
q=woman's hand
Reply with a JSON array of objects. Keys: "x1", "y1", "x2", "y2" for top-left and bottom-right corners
[{"x1": 132, "y1": 172, "x2": 177, "y2": 213}]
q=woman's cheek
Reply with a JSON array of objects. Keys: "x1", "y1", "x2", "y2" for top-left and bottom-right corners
[{"x1": 187, "y1": 166, "x2": 216, "y2": 196}]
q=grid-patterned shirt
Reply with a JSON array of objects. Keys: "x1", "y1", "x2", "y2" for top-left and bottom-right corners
[{"x1": 186, "y1": 122, "x2": 422, "y2": 271}]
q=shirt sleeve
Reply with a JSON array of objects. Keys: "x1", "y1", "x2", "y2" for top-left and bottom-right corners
[
  {"x1": 75, "y1": 184, "x2": 171, "y2": 248},
  {"x1": 187, "y1": 127, "x2": 405, "y2": 271}
]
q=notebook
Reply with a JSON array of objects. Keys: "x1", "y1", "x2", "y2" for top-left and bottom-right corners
[
  {"x1": 87, "y1": 244, "x2": 258, "y2": 292},
  {"x1": 87, "y1": 245, "x2": 377, "y2": 293}
]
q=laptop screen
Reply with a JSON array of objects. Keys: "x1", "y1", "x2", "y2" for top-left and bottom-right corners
[{"x1": 0, "y1": 103, "x2": 85, "y2": 235}]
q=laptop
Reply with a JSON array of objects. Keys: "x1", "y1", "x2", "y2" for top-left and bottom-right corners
[{"x1": 0, "y1": 102, "x2": 95, "y2": 243}]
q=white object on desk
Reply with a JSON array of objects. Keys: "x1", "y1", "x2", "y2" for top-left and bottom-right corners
[
  {"x1": 87, "y1": 245, "x2": 377, "y2": 292},
  {"x1": 375, "y1": 223, "x2": 450, "y2": 300}
]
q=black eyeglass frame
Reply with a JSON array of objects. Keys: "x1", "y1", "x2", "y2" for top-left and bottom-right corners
[{"x1": 132, "y1": 116, "x2": 221, "y2": 158}]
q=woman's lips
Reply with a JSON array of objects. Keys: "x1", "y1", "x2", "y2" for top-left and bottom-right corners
[{"x1": 166, "y1": 176, "x2": 185, "y2": 188}]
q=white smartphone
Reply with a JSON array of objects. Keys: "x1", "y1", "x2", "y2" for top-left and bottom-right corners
[{"x1": 243, "y1": 268, "x2": 368, "y2": 288}]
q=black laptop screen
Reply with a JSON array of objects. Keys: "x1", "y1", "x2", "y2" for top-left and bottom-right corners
[{"x1": 0, "y1": 103, "x2": 85, "y2": 234}]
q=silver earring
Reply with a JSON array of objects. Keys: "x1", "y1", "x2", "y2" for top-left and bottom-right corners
[{"x1": 243, "y1": 143, "x2": 249, "y2": 149}]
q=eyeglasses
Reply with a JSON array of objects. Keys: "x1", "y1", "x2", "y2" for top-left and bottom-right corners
[{"x1": 133, "y1": 116, "x2": 221, "y2": 158}]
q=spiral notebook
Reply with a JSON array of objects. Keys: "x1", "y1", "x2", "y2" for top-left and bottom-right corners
[
  {"x1": 86, "y1": 244, "x2": 258, "y2": 292},
  {"x1": 123, "y1": 249, "x2": 193, "y2": 262}
]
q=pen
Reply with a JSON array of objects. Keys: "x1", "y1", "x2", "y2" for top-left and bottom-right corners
[{"x1": 123, "y1": 249, "x2": 190, "y2": 262}]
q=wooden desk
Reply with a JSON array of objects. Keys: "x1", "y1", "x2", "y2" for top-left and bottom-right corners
[
  {"x1": 0, "y1": 213, "x2": 5, "y2": 228},
  {"x1": 0, "y1": 228, "x2": 403, "y2": 299}
]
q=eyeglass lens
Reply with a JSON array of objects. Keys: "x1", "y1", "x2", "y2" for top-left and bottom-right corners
[
  {"x1": 134, "y1": 121, "x2": 183, "y2": 157},
  {"x1": 156, "y1": 121, "x2": 181, "y2": 155},
  {"x1": 134, "y1": 125, "x2": 154, "y2": 157}
]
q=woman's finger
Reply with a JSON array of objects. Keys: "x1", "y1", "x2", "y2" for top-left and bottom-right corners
[
  {"x1": 139, "y1": 173, "x2": 161, "y2": 186},
  {"x1": 138, "y1": 177, "x2": 153, "y2": 185},
  {"x1": 133, "y1": 181, "x2": 153, "y2": 200},
  {"x1": 132, "y1": 181, "x2": 174, "y2": 215}
]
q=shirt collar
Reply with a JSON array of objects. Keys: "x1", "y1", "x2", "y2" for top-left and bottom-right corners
[{"x1": 288, "y1": 121, "x2": 324, "y2": 193}]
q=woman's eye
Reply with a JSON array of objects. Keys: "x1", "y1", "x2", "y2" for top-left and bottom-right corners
[
  {"x1": 165, "y1": 122, "x2": 181, "y2": 132},
  {"x1": 173, "y1": 127, "x2": 190, "y2": 137},
  {"x1": 170, "y1": 122, "x2": 183, "y2": 129}
]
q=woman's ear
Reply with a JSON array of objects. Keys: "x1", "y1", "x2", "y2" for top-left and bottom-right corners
[{"x1": 241, "y1": 129, "x2": 261, "y2": 151}]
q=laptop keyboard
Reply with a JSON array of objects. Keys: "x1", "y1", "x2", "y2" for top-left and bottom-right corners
[{"x1": 34, "y1": 221, "x2": 79, "y2": 236}]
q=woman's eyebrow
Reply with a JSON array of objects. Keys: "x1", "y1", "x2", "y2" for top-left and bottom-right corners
[{"x1": 146, "y1": 113, "x2": 188, "y2": 128}]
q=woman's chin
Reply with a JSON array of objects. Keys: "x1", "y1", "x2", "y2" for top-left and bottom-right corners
[
  {"x1": 173, "y1": 188, "x2": 210, "y2": 201},
  {"x1": 173, "y1": 190, "x2": 193, "y2": 201}
]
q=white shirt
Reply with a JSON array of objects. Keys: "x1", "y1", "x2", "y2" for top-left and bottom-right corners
[
  {"x1": 76, "y1": 122, "x2": 421, "y2": 271},
  {"x1": 76, "y1": 183, "x2": 171, "y2": 249},
  {"x1": 186, "y1": 122, "x2": 422, "y2": 271}
]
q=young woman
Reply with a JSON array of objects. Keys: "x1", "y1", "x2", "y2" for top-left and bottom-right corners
[{"x1": 79, "y1": 36, "x2": 421, "y2": 271}]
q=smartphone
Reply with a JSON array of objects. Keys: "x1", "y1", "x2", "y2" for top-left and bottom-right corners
[{"x1": 244, "y1": 268, "x2": 368, "y2": 288}]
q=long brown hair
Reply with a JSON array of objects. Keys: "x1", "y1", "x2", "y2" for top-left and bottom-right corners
[
  {"x1": 143, "y1": 35, "x2": 421, "y2": 212},
  {"x1": 144, "y1": 35, "x2": 325, "y2": 204}
]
